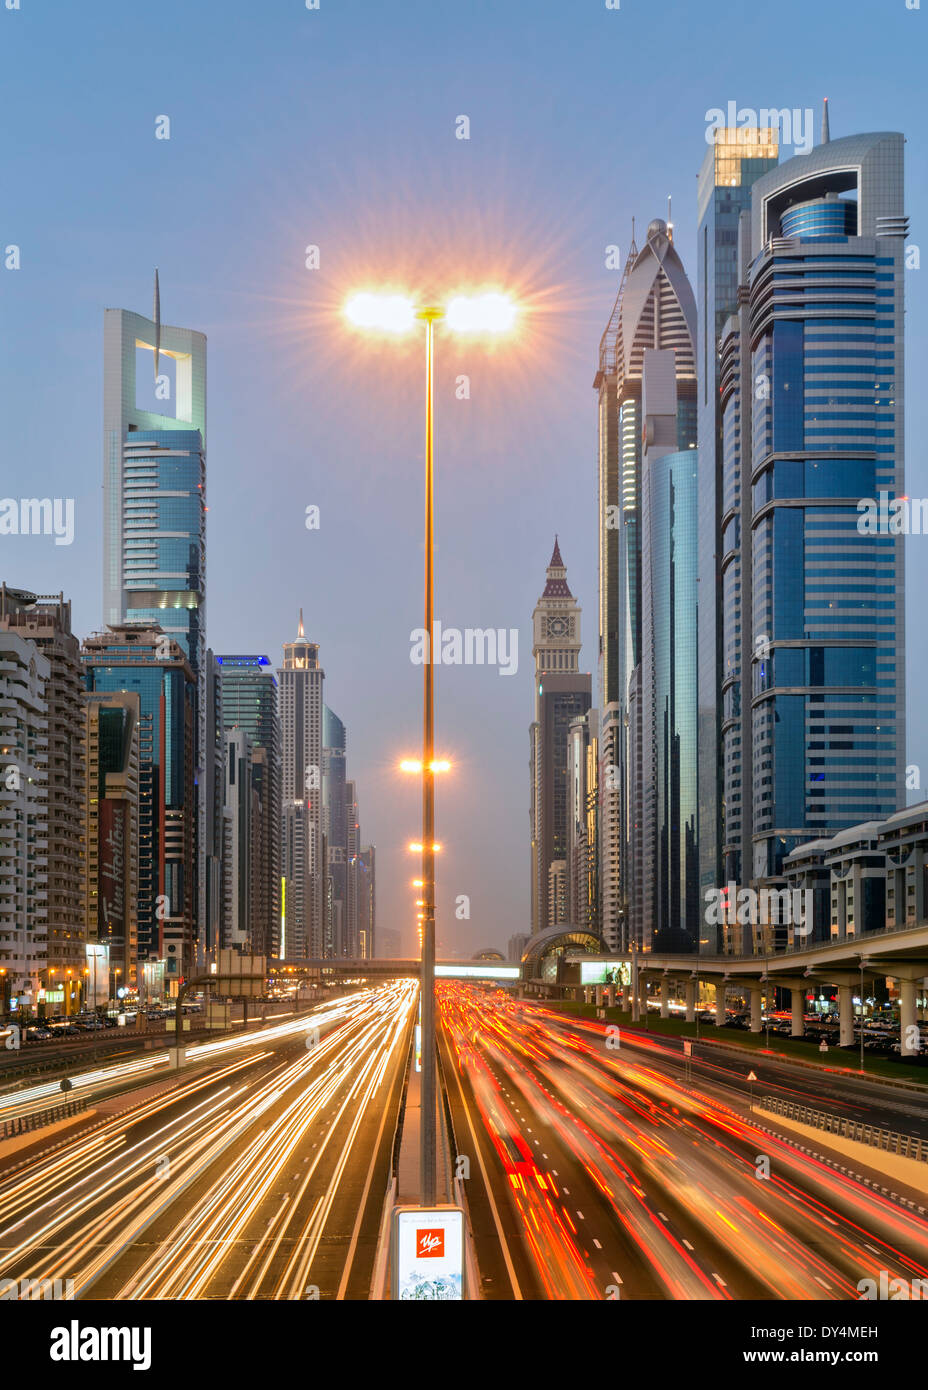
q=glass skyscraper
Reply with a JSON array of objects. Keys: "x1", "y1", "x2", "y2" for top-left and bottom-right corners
[
  {"x1": 696, "y1": 128, "x2": 779, "y2": 925},
  {"x1": 723, "y1": 128, "x2": 906, "y2": 922}
]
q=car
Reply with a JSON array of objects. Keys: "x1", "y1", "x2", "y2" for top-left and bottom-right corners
[{"x1": 25, "y1": 1026, "x2": 53, "y2": 1041}]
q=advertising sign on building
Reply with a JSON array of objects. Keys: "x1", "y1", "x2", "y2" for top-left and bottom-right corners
[{"x1": 391, "y1": 1206, "x2": 464, "y2": 1301}]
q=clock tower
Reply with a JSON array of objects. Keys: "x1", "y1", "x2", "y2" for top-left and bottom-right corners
[
  {"x1": 529, "y1": 538, "x2": 591, "y2": 937},
  {"x1": 532, "y1": 536, "x2": 582, "y2": 676}
]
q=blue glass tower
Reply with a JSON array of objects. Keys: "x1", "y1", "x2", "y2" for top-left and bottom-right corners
[{"x1": 741, "y1": 129, "x2": 907, "y2": 898}]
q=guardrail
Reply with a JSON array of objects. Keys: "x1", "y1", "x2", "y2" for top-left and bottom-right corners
[
  {"x1": 758, "y1": 1095, "x2": 928, "y2": 1162},
  {"x1": 0, "y1": 1097, "x2": 89, "y2": 1140}
]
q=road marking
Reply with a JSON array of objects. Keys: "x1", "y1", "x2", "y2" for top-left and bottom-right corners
[
  {"x1": 611, "y1": 1271, "x2": 623, "y2": 1284},
  {"x1": 815, "y1": 1276, "x2": 832, "y2": 1291},
  {"x1": 682, "y1": 1239, "x2": 694, "y2": 1251},
  {"x1": 576, "y1": 1210, "x2": 584, "y2": 1220},
  {"x1": 712, "y1": 1273, "x2": 726, "y2": 1287},
  {"x1": 658, "y1": 1211, "x2": 668, "y2": 1221},
  {"x1": 593, "y1": 1239, "x2": 602, "y2": 1249}
]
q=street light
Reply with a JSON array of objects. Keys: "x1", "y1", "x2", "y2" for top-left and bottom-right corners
[{"x1": 346, "y1": 287, "x2": 518, "y2": 1206}]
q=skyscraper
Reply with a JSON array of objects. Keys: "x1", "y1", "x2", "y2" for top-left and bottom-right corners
[
  {"x1": 635, "y1": 350, "x2": 700, "y2": 951},
  {"x1": 722, "y1": 122, "x2": 906, "y2": 933},
  {"x1": 279, "y1": 612, "x2": 324, "y2": 958},
  {"x1": 529, "y1": 540, "x2": 591, "y2": 934},
  {"x1": 595, "y1": 219, "x2": 697, "y2": 948},
  {"x1": 217, "y1": 655, "x2": 282, "y2": 957},
  {"x1": 84, "y1": 690, "x2": 140, "y2": 994},
  {"x1": 103, "y1": 277, "x2": 209, "y2": 965},
  {"x1": 696, "y1": 126, "x2": 779, "y2": 916},
  {"x1": 0, "y1": 587, "x2": 86, "y2": 992},
  {"x1": 83, "y1": 624, "x2": 197, "y2": 985},
  {"x1": 0, "y1": 626, "x2": 49, "y2": 1017},
  {"x1": 322, "y1": 704, "x2": 348, "y2": 956}
]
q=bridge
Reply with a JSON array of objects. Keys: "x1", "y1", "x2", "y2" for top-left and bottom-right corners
[
  {"x1": 268, "y1": 958, "x2": 519, "y2": 982},
  {"x1": 544, "y1": 920, "x2": 928, "y2": 1056}
]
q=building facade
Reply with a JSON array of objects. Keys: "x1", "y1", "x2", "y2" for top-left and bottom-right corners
[
  {"x1": 718, "y1": 127, "x2": 907, "y2": 939},
  {"x1": 217, "y1": 655, "x2": 282, "y2": 957},
  {"x1": 279, "y1": 613, "x2": 325, "y2": 958},
  {"x1": 0, "y1": 629, "x2": 49, "y2": 1015},
  {"x1": 84, "y1": 691, "x2": 140, "y2": 994},
  {"x1": 0, "y1": 588, "x2": 85, "y2": 995},
  {"x1": 530, "y1": 540, "x2": 592, "y2": 933},
  {"x1": 83, "y1": 625, "x2": 197, "y2": 987}
]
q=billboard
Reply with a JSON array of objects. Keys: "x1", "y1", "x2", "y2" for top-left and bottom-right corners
[
  {"x1": 580, "y1": 960, "x2": 631, "y2": 987},
  {"x1": 391, "y1": 1206, "x2": 464, "y2": 1301}
]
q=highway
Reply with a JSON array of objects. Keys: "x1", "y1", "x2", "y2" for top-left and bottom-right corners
[
  {"x1": 439, "y1": 984, "x2": 928, "y2": 1301},
  {"x1": 0, "y1": 981, "x2": 416, "y2": 1300}
]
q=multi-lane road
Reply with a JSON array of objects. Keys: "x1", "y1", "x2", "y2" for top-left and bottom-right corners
[
  {"x1": 2, "y1": 977, "x2": 925, "y2": 1302},
  {"x1": 0, "y1": 982, "x2": 416, "y2": 1300},
  {"x1": 439, "y1": 983, "x2": 928, "y2": 1300}
]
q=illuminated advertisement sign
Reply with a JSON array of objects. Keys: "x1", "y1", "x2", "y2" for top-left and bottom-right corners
[
  {"x1": 580, "y1": 960, "x2": 631, "y2": 987},
  {"x1": 391, "y1": 1206, "x2": 464, "y2": 1301},
  {"x1": 434, "y1": 964, "x2": 519, "y2": 980}
]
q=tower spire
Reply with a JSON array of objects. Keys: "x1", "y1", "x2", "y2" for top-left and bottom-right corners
[
  {"x1": 153, "y1": 267, "x2": 161, "y2": 382},
  {"x1": 298, "y1": 607, "x2": 304, "y2": 638},
  {"x1": 821, "y1": 97, "x2": 830, "y2": 144}
]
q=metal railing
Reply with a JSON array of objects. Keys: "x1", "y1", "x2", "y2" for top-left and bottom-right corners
[
  {"x1": 758, "y1": 1095, "x2": 928, "y2": 1162},
  {"x1": 0, "y1": 1096, "x2": 88, "y2": 1140}
]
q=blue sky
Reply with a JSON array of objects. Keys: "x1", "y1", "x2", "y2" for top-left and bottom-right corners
[{"x1": 1, "y1": 0, "x2": 925, "y2": 956}]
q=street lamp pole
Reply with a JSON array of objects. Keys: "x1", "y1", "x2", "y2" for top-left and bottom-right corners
[{"x1": 420, "y1": 307, "x2": 441, "y2": 1209}]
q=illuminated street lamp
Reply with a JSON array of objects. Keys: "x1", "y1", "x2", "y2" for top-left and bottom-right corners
[{"x1": 346, "y1": 286, "x2": 518, "y2": 1207}]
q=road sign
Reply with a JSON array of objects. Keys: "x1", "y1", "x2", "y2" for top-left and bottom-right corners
[
  {"x1": 746, "y1": 1069, "x2": 758, "y2": 1082},
  {"x1": 683, "y1": 1040, "x2": 692, "y2": 1058},
  {"x1": 819, "y1": 1039, "x2": 829, "y2": 1052},
  {"x1": 392, "y1": 1206, "x2": 464, "y2": 1300}
]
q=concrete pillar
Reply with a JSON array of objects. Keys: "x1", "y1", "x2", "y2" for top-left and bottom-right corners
[
  {"x1": 606, "y1": 985, "x2": 615, "y2": 1008},
  {"x1": 791, "y1": 988, "x2": 805, "y2": 1037},
  {"x1": 839, "y1": 983, "x2": 854, "y2": 1048},
  {"x1": 715, "y1": 982, "x2": 726, "y2": 1028},
  {"x1": 750, "y1": 986, "x2": 763, "y2": 1033},
  {"x1": 685, "y1": 978, "x2": 696, "y2": 1022},
  {"x1": 900, "y1": 978, "x2": 919, "y2": 1057},
  {"x1": 660, "y1": 977, "x2": 671, "y2": 1019},
  {"x1": 595, "y1": 985, "x2": 604, "y2": 1007}
]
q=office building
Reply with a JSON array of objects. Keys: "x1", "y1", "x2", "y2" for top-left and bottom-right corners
[
  {"x1": 0, "y1": 628, "x2": 49, "y2": 1015},
  {"x1": 83, "y1": 624, "x2": 196, "y2": 986},
  {"x1": 84, "y1": 691, "x2": 140, "y2": 996},
  {"x1": 279, "y1": 612, "x2": 324, "y2": 958},
  {"x1": 720, "y1": 124, "x2": 906, "y2": 934},
  {"x1": 217, "y1": 655, "x2": 282, "y2": 957},
  {"x1": 696, "y1": 126, "x2": 779, "y2": 914},
  {"x1": 529, "y1": 539, "x2": 592, "y2": 933},
  {"x1": 635, "y1": 349, "x2": 700, "y2": 951},
  {"x1": 103, "y1": 275, "x2": 209, "y2": 965},
  {"x1": 595, "y1": 218, "x2": 697, "y2": 949},
  {"x1": 0, "y1": 587, "x2": 85, "y2": 995}
]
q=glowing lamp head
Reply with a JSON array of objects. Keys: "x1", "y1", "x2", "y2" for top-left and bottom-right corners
[
  {"x1": 445, "y1": 292, "x2": 517, "y2": 335},
  {"x1": 344, "y1": 292, "x2": 415, "y2": 335}
]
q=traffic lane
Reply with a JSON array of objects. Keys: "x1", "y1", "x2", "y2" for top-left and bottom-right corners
[
  {"x1": 539, "y1": 1012, "x2": 928, "y2": 1138},
  {"x1": 439, "y1": 1028, "x2": 538, "y2": 1300},
  {"x1": 520, "y1": 1013, "x2": 928, "y2": 1295},
  {"x1": 447, "y1": 988, "x2": 928, "y2": 1299},
  {"x1": 93, "y1": 983, "x2": 416, "y2": 1300}
]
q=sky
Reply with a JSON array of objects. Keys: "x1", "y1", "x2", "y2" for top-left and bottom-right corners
[{"x1": 1, "y1": 0, "x2": 925, "y2": 958}]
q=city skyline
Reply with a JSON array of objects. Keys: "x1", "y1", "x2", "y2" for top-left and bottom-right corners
[{"x1": 2, "y1": 1, "x2": 925, "y2": 959}]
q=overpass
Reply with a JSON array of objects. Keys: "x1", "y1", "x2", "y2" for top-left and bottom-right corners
[
  {"x1": 268, "y1": 958, "x2": 519, "y2": 982},
  {"x1": 544, "y1": 920, "x2": 928, "y2": 1056}
]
